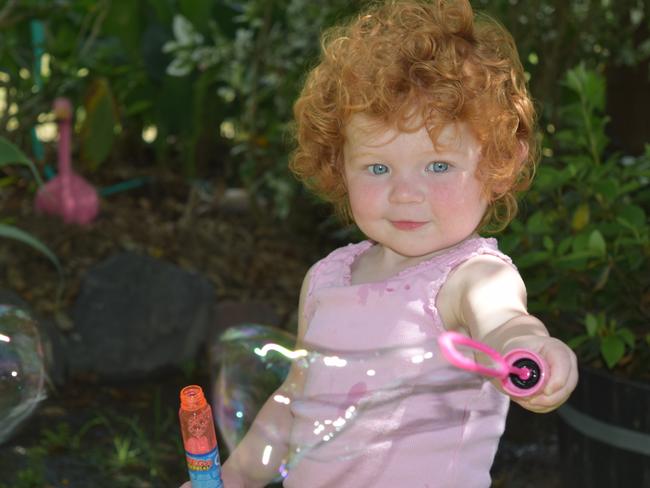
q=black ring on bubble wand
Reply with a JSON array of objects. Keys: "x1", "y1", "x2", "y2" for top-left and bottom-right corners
[{"x1": 437, "y1": 331, "x2": 547, "y2": 397}]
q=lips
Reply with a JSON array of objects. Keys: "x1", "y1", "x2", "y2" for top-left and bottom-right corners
[{"x1": 390, "y1": 221, "x2": 427, "y2": 230}]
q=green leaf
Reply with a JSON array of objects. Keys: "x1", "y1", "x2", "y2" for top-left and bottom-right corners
[
  {"x1": 543, "y1": 236, "x2": 554, "y2": 251},
  {"x1": 534, "y1": 166, "x2": 569, "y2": 191},
  {"x1": 588, "y1": 230, "x2": 607, "y2": 256},
  {"x1": 514, "y1": 251, "x2": 550, "y2": 269},
  {"x1": 80, "y1": 78, "x2": 118, "y2": 171},
  {"x1": 618, "y1": 328, "x2": 636, "y2": 349},
  {"x1": 572, "y1": 204, "x2": 590, "y2": 231},
  {"x1": 585, "y1": 313, "x2": 599, "y2": 337},
  {"x1": 526, "y1": 211, "x2": 550, "y2": 235},
  {"x1": 567, "y1": 334, "x2": 589, "y2": 349},
  {"x1": 564, "y1": 64, "x2": 586, "y2": 95},
  {"x1": 582, "y1": 69, "x2": 606, "y2": 112},
  {"x1": 0, "y1": 224, "x2": 62, "y2": 275},
  {"x1": 557, "y1": 236, "x2": 573, "y2": 255},
  {"x1": 600, "y1": 335, "x2": 625, "y2": 369},
  {"x1": 0, "y1": 136, "x2": 43, "y2": 186}
]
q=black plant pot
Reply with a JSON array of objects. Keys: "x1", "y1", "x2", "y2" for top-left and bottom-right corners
[{"x1": 557, "y1": 365, "x2": 650, "y2": 487}]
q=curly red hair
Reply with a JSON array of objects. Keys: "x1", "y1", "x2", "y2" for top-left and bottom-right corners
[{"x1": 289, "y1": 0, "x2": 538, "y2": 231}]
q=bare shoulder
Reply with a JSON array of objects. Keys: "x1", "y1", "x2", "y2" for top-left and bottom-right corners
[
  {"x1": 453, "y1": 254, "x2": 523, "y2": 289},
  {"x1": 437, "y1": 254, "x2": 528, "y2": 335}
]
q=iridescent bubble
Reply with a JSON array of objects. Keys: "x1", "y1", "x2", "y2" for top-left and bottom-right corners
[
  {"x1": 212, "y1": 324, "x2": 506, "y2": 486},
  {"x1": 0, "y1": 305, "x2": 47, "y2": 444},
  {"x1": 213, "y1": 324, "x2": 294, "y2": 454}
]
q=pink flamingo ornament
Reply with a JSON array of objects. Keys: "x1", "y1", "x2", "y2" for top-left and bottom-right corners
[{"x1": 35, "y1": 97, "x2": 99, "y2": 225}]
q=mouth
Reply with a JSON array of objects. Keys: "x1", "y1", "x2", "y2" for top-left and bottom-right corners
[{"x1": 390, "y1": 221, "x2": 427, "y2": 231}]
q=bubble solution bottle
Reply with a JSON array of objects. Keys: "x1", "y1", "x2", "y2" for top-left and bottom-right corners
[{"x1": 179, "y1": 385, "x2": 224, "y2": 488}]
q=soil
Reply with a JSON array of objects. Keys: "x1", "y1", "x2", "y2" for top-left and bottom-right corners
[{"x1": 0, "y1": 165, "x2": 561, "y2": 487}]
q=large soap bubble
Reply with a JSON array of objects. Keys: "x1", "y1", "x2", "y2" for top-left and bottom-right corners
[
  {"x1": 213, "y1": 324, "x2": 294, "y2": 453},
  {"x1": 212, "y1": 324, "x2": 506, "y2": 485},
  {"x1": 0, "y1": 305, "x2": 47, "y2": 444}
]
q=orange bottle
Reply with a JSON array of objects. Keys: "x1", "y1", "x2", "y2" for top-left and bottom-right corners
[{"x1": 179, "y1": 385, "x2": 223, "y2": 487}]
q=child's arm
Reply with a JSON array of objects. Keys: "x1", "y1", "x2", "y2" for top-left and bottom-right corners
[
  {"x1": 437, "y1": 255, "x2": 578, "y2": 413},
  {"x1": 217, "y1": 267, "x2": 313, "y2": 487}
]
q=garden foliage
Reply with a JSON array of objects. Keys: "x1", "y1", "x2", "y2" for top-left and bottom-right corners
[{"x1": 499, "y1": 66, "x2": 650, "y2": 378}]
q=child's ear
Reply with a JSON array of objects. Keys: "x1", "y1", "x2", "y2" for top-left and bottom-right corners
[{"x1": 517, "y1": 140, "x2": 529, "y2": 164}]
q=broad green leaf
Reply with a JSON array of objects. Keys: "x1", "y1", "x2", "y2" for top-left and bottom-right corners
[
  {"x1": 564, "y1": 64, "x2": 586, "y2": 95},
  {"x1": 80, "y1": 78, "x2": 117, "y2": 171},
  {"x1": 543, "y1": 236, "x2": 554, "y2": 251},
  {"x1": 526, "y1": 211, "x2": 550, "y2": 235},
  {"x1": 588, "y1": 230, "x2": 606, "y2": 256},
  {"x1": 582, "y1": 69, "x2": 606, "y2": 111},
  {"x1": 619, "y1": 328, "x2": 636, "y2": 349},
  {"x1": 0, "y1": 136, "x2": 43, "y2": 186},
  {"x1": 572, "y1": 204, "x2": 590, "y2": 231},
  {"x1": 601, "y1": 335, "x2": 625, "y2": 369},
  {"x1": 567, "y1": 334, "x2": 589, "y2": 349},
  {"x1": 585, "y1": 314, "x2": 599, "y2": 337},
  {"x1": 534, "y1": 166, "x2": 568, "y2": 191},
  {"x1": 557, "y1": 236, "x2": 573, "y2": 255},
  {"x1": 572, "y1": 232, "x2": 590, "y2": 253},
  {"x1": 514, "y1": 251, "x2": 550, "y2": 269}
]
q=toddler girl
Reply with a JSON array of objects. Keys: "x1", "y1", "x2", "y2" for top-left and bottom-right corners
[{"x1": 181, "y1": 1, "x2": 578, "y2": 486}]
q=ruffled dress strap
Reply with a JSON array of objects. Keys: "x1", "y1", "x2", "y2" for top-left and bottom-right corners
[
  {"x1": 306, "y1": 241, "x2": 373, "y2": 297},
  {"x1": 424, "y1": 236, "x2": 517, "y2": 328}
]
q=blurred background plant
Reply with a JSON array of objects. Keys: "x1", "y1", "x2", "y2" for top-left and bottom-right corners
[
  {"x1": 1, "y1": 0, "x2": 646, "y2": 213},
  {"x1": 499, "y1": 65, "x2": 650, "y2": 379}
]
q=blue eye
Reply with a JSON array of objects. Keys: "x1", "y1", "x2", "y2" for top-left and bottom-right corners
[
  {"x1": 367, "y1": 163, "x2": 389, "y2": 175},
  {"x1": 426, "y1": 161, "x2": 449, "y2": 173}
]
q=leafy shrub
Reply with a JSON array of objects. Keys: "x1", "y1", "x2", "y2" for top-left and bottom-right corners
[
  {"x1": 163, "y1": 0, "x2": 358, "y2": 218},
  {"x1": 499, "y1": 65, "x2": 650, "y2": 378}
]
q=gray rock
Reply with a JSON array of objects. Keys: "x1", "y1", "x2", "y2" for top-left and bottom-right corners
[{"x1": 68, "y1": 252, "x2": 215, "y2": 379}]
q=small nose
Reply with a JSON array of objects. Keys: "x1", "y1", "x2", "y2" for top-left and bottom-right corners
[{"x1": 389, "y1": 177, "x2": 425, "y2": 204}]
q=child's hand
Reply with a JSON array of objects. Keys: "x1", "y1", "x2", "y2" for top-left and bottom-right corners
[
  {"x1": 178, "y1": 463, "x2": 249, "y2": 488},
  {"x1": 505, "y1": 335, "x2": 578, "y2": 413}
]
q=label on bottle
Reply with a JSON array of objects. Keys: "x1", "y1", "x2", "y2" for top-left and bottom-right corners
[{"x1": 185, "y1": 447, "x2": 223, "y2": 488}]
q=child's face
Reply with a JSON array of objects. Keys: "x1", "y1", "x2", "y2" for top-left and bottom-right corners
[{"x1": 343, "y1": 114, "x2": 488, "y2": 259}]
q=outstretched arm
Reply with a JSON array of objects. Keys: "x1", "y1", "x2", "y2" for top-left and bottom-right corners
[{"x1": 438, "y1": 255, "x2": 578, "y2": 413}]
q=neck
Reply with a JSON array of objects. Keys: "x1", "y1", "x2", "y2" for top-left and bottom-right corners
[{"x1": 58, "y1": 119, "x2": 71, "y2": 175}]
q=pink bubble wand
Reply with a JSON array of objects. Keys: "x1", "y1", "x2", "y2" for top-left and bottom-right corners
[{"x1": 438, "y1": 331, "x2": 547, "y2": 397}]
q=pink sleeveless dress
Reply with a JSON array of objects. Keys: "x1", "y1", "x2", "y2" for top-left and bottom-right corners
[{"x1": 283, "y1": 237, "x2": 513, "y2": 488}]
